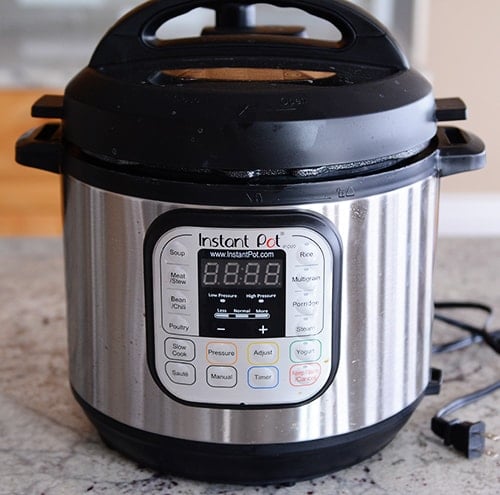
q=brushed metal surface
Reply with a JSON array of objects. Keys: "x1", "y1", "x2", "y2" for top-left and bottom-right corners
[{"x1": 64, "y1": 169, "x2": 439, "y2": 445}]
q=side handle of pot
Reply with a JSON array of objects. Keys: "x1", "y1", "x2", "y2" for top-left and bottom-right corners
[
  {"x1": 436, "y1": 126, "x2": 486, "y2": 178},
  {"x1": 16, "y1": 123, "x2": 63, "y2": 175}
]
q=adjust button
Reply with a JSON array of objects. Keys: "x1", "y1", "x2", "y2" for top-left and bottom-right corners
[
  {"x1": 248, "y1": 367, "x2": 279, "y2": 389},
  {"x1": 248, "y1": 342, "x2": 279, "y2": 365},
  {"x1": 207, "y1": 366, "x2": 237, "y2": 388},
  {"x1": 166, "y1": 362, "x2": 196, "y2": 385},
  {"x1": 165, "y1": 338, "x2": 195, "y2": 362}
]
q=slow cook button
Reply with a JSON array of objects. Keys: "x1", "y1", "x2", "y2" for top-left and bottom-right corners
[
  {"x1": 247, "y1": 342, "x2": 279, "y2": 365},
  {"x1": 165, "y1": 338, "x2": 195, "y2": 362},
  {"x1": 292, "y1": 296, "x2": 321, "y2": 316},
  {"x1": 165, "y1": 291, "x2": 190, "y2": 314},
  {"x1": 248, "y1": 367, "x2": 279, "y2": 389},
  {"x1": 295, "y1": 240, "x2": 322, "y2": 266},
  {"x1": 165, "y1": 266, "x2": 190, "y2": 288},
  {"x1": 206, "y1": 342, "x2": 238, "y2": 365},
  {"x1": 163, "y1": 240, "x2": 189, "y2": 264},
  {"x1": 290, "y1": 363, "x2": 322, "y2": 387},
  {"x1": 166, "y1": 362, "x2": 196, "y2": 385},
  {"x1": 163, "y1": 314, "x2": 194, "y2": 335},
  {"x1": 207, "y1": 366, "x2": 237, "y2": 388}
]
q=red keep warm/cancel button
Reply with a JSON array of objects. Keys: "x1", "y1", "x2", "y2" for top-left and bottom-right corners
[{"x1": 290, "y1": 363, "x2": 321, "y2": 387}]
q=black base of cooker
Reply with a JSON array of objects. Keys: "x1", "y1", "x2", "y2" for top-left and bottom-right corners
[{"x1": 73, "y1": 389, "x2": 422, "y2": 485}]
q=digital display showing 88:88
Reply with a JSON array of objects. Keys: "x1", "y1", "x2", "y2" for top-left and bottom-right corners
[{"x1": 200, "y1": 259, "x2": 283, "y2": 288}]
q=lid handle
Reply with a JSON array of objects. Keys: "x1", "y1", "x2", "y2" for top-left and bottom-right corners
[{"x1": 89, "y1": 0, "x2": 408, "y2": 69}]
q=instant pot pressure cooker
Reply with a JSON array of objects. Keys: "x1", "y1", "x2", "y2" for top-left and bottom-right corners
[{"x1": 16, "y1": 0, "x2": 486, "y2": 484}]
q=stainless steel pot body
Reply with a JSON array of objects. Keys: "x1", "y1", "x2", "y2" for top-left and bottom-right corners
[{"x1": 64, "y1": 159, "x2": 439, "y2": 445}]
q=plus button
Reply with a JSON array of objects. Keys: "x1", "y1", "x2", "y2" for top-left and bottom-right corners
[{"x1": 258, "y1": 325, "x2": 269, "y2": 335}]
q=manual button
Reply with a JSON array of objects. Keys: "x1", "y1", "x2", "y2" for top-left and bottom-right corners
[{"x1": 207, "y1": 366, "x2": 237, "y2": 388}]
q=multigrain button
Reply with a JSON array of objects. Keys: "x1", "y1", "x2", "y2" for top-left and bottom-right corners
[
  {"x1": 165, "y1": 338, "x2": 195, "y2": 361},
  {"x1": 247, "y1": 342, "x2": 279, "y2": 365},
  {"x1": 290, "y1": 340, "x2": 321, "y2": 363},
  {"x1": 166, "y1": 362, "x2": 196, "y2": 385},
  {"x1": 207, "y1": 366, "x2": 237, "y2": 388},
  {"x1": 248, "y1": 367, "x2": 279, "y2": 389},
  {"x1": 206, "y1": 342, "x2": 237, "y2": 365},
  {"x1": 291, "y1": 267, "x2": 322, "y2": 291}
]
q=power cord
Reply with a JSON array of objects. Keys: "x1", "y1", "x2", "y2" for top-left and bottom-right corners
[{"x1": 431, "y1": 302, "x2": 500, "y2": 458}]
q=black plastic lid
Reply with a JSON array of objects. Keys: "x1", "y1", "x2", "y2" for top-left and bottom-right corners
[{"x1": 60, "y1": 0, "x2": 436, "y2": 175}]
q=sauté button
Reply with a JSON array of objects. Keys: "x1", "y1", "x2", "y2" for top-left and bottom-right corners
[
  {"x1": 207, "y1": 366, "x2": 237, "y2": 388},
  {"x1": 166, "y1": 362, "x2": 196, "y2": 385},
  {"x1": 248, "y1": 367, "x2": 279, "y2": 389},
  {"x1": 165, "y1": 338, "x2": 195, "y2": 361}
]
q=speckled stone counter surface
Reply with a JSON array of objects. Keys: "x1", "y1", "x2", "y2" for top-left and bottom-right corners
[{"x1": 1, "y1": 238, "x2": 499, "y2": 495}]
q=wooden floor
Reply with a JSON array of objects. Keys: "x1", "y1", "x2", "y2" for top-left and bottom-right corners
[{"x1": 0, "y1": 90, "x2": 63, "y2": 235}]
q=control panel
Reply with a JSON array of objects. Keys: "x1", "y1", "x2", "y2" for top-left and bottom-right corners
[{"x1": 145, "y1": 211, "x2": 342, "y2": 407}]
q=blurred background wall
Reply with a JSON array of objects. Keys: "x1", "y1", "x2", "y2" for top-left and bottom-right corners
[{"x1": 0, "y1": 0, "x2": 498, "y2": 235}]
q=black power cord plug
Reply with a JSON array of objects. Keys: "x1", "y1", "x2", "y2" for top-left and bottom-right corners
[
  {"x1": 431, "y1": 417, "x2": 485, "y2": 459},
  {"x1": 431, "y1": 302, "x2": 500, "y2": 459}
]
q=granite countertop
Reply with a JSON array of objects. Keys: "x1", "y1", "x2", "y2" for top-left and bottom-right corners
[{"x1": 1, "y1": 238, "x2": 499, "y2": 495}]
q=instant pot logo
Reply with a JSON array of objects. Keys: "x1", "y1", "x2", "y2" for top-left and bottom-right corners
[{"x1": 198, "y1": 233, "x2": 281, "y2": 249}]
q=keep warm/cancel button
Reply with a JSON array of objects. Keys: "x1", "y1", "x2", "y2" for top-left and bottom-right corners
[{"x1": 290, "y1": 363, "x2": 321, "y2": 387}]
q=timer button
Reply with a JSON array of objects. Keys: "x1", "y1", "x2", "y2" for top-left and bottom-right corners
[
  {"x1": 248, "y1": 367, "x2": 279, "y2": 389},
  {"x1": 163, "y1": 240, "x2": 189, "y2": 264},
  {"x1": 295, "y1": 240, "x2": 322, "y2": 266}
]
